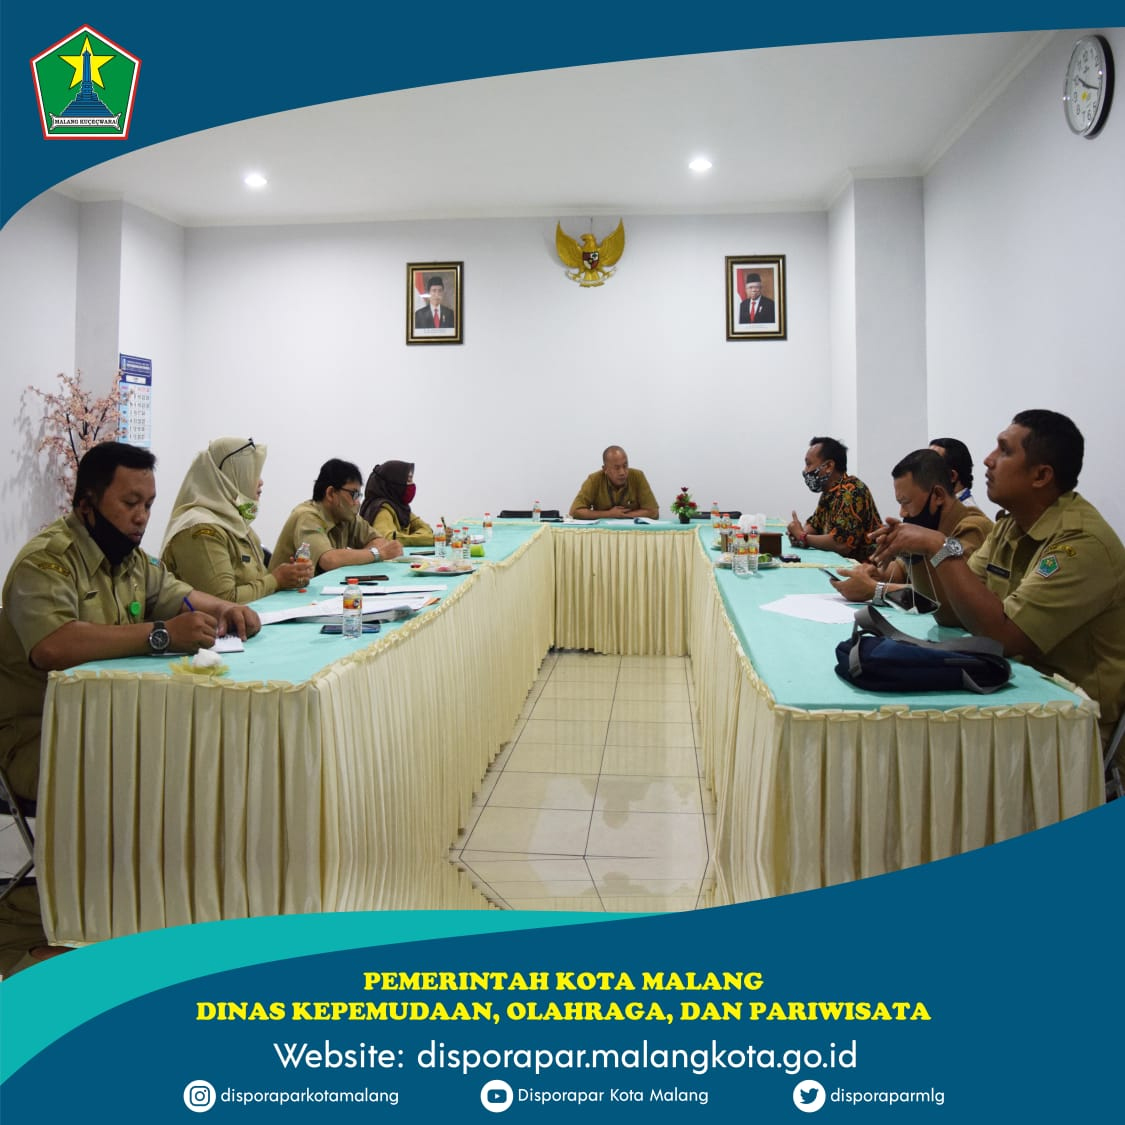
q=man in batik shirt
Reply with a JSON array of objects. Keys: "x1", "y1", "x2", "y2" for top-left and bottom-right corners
[{"x1": 786, "y1": 435, "x2": 882, "y2": 560}]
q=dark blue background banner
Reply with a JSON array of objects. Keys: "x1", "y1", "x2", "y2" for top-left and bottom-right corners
[
  {"x1": 2, "y1": 801, "x2": 1120, "y2": 1119},
  {"x1": 2, "y1": 3, "x2": 1120, "y2": 226}
]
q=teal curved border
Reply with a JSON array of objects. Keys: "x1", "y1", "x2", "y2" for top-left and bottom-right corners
[{"x1": 0, "y1": 909, "x2": 634, "y2": 1083}]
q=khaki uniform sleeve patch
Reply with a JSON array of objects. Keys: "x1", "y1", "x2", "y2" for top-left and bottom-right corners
[
  {"x1": 191, "y1": 526, "x2": 222, "y2": 540},
  {"x1": 1036, "y1": 554, "x2": 1060, "y2": 578},
  {"x1": 34, "y1": 559, "x2": 72, "y2": 579}
]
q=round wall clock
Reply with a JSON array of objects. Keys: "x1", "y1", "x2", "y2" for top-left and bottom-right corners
[{"x1": 1063, "y1": 34, "x2": 1114, "y2": 137}]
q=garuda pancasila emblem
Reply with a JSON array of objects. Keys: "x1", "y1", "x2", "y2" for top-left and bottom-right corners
[{"x1": 555, "y1": 220, "x2": 625, "y2": 287}]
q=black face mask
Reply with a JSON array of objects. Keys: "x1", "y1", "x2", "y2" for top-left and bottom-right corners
[
  {"x1": 902, "y1": 490, "x2": 943, "y2": 532},
  {"x1": 83, "y1": 506, "x2": 139, "y2": 568}
]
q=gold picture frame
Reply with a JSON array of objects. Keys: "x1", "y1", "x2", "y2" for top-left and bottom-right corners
[
  {"x1": 725, "y1": 255, "x2": 786, "y2": 341},
  {"x1": 407, "y1": 261, "x2": 463, "y2": 345}
]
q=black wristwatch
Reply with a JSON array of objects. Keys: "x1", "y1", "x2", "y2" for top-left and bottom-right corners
[{"x1": 148, "y1": 620, "x2": 171, "y2": 654}]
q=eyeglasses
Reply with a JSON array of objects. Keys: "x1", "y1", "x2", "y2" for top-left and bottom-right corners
[
  {"x1": 338, "y1": 487, "x2": 361, "y2": 501},
  {"x1": 217, "y1": 438, "x2": 255, "y2": 471}
]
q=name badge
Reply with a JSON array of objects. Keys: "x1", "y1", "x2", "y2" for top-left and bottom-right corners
[{"x1": 986, "y1": 563, "x2": 1011, "y2": 579}]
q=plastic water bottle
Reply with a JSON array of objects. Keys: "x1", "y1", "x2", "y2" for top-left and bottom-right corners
[
  {"x1": 711, "y1": 501, "x2": 721, "y2": 539},
  {"x1": 449, "y1": 525, "x2": 463, "y2": 562},
  {"x1": 461, "y1": 526, "x2": 472, "y2": 563},
  {"x1": 342, "y1": 578, "x2": 363, "y2": 638},
  {"x1": 434, "y1": 522, "x2": 447, "y2": 559},
  {"x1": 533, "y1": 500, "x2": 541, "y2": 522},
  {"x1": 295, "y1": 541, "x2": 311, "y2": 564},
  {"x1": 747, "y1": 525, "x2": 760, "y2": 575},
  {"x1": 483, "y1": 513, "x2": 493, "y2": 542},
  {"x1": 732, "y1": 532, "x2": 750, "y2": 577}
]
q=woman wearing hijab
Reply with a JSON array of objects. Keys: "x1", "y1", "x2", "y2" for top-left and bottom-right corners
[
  {"x1": 161, "y1": 437, "x2": 313, "y2": 602},
  {"x1": 360, "y1": 460, "x2": 435, "y2": 546}
]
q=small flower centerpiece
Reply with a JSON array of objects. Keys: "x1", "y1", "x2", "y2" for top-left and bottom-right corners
[{"x1": 671, "y1": 486, "x2": 698, "y2": 523}]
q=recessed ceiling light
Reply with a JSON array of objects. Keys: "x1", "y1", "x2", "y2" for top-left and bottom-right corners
[
  {"x1": 688, "y1": 157, "x2": 712, "y2": 173},
  {"x1": 243, "y1": 172, "x2": 268, "y2": 189}
]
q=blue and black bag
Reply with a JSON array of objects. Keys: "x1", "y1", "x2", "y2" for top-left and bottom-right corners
[{"x1": 835, "y1": 605, "x2": 1011, "y2": 694}]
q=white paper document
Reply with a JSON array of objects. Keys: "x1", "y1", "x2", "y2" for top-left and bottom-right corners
[
  {"x1": 320, "y1": 584, "x2": 444, "y2": 595},
  {"x1": 759, "y1": 593, "x2": 858, "y2": 625},
  {"x1": 212, "y1": 634, "x2": 245, "y2": 653},
  {"x1": 258, "y1": 594, "x2": 434, "y2": 625}
]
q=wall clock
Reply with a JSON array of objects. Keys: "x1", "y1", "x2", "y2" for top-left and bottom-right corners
[{"x1": 1063, "y1": 34, "x2": 1114, "y2": 137}]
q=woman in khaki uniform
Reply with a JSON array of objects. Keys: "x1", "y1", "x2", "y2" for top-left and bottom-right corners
[
  {"x1": 360, "y1": 460, "x2": 435, "y2": 546},
  {"x1": 161, "y1": 437, "x2": 312, "y2": 602}
]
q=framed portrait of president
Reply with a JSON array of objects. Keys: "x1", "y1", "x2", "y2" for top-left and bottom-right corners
[
  {"x1": 725, "y1": 255, "x2": 786, "y2": 341},
  {"x1": 407, "y1": 261, "x2": 463, "y2": 345}
]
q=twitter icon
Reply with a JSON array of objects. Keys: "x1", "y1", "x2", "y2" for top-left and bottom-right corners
[{"x1": 793, "y1": 1079, "x2": 826, "y2": 1113}]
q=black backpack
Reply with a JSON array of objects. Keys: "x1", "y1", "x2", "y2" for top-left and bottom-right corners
[{"x1": 835, "y1": 605, "x2": 1012, "y2": 694}]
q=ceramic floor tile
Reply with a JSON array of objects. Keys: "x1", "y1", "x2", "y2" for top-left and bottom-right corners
[
  {"x1": 598, "y1": 895, "x2": 700, "y2": 913},
  {"x1": 601, "y1": 744, "x2": 700, "y2": 777},
  {"x1": 606, "y1": 720, "x2": 696, "y2": 748},
  {"x1": 612, "y1": 680, "x2": 690, "y2": 703},
  {"x1": 504, "y1": 742, "x2": 607, "y2": 775},
  {"x1": 554, "y1": 651, "x2": 621, "y2": 667},
  {"x1": 465, "y1": 806, "x2": 592, "y2": 855},
  {"x1": 538, "y1": 679, "x2": 618, "y2": 701},
  {"x1": 586, "y1": 855, "x2": 710, "y2": 883},
  {"x1": 472, "y1": 768, "x2": 501, "y2": 806},
  {"x1": 504, "y1": 898, "x2": 608, "y2": 913},
  {"x1": 486, "y1": 879, "x2": 600, "y2": 900},
  {"x1": 587, "y1": 810, "x2": 708, "y2": 861},
  {"x1": 461, "y1": 857, "x2": 593, "y2": 883},
  {"x1": 595, "y1": 775, "x2": 703, "y2": 814},
  {"x1": 488, "y1": 771, "x2": 598, "y2": 811},
  {"x1": 459, "y1": 849, "x2": 586, "y2": 864},
  {"x1": 527, "y1": 697, "x2": 614, "y2": 722},
  {"x1": 610, "y1": 698, "x2": 694, "y2": 724},
  {"x1": 616, "y1": 666, "x2": 690, "y2": 684},
  {"x1": 547, "y1": 664, "x2": 622, "y2": 683},
  {"x1": 590, "y1": 875, "x2": 703, "y2": 898},
  {"x1": 619, "y1": 656, "x2": 688, "y2": 668},
  {"x1": 518, "y1": 717, "x2": 609, "y2": 746}
]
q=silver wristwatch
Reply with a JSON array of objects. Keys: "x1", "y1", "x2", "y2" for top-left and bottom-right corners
[
  {"x1": 370, "y1": 546, "x2": 381, "y2": 560},
  {"x1": 148, "y1": 621, "x2": 171, "y2": 654},
  {"x1": 930, "y1": 537, "x2": 964, "y2": 568}
]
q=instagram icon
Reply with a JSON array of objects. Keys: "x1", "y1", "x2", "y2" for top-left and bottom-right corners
[{"x1": 183, "y1": 1079, "x2": 216, "y2": 1113}]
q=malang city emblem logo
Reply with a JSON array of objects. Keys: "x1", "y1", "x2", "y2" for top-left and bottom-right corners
[{"x1": 31, "y1": 26, "x2": 141, "y2": 139}]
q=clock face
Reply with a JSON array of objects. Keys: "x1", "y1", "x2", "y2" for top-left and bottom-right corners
[{"x1": 1064, "y1": 35, "x2": 1114, "y2": 137}]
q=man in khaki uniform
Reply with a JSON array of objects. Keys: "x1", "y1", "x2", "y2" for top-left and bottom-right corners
[
  {"x1": 872, "y1": 410, "x2": 1125, "y2": 763},
  {"x1": 569, "y1": 445, "x2": 659, "y2": 520},
  {"x1": 831, "y1": 449, "x2": 993, "y2": 628},
  {"x1": 0, "y1": 441, "x2": 260, "y2": 975},
  {"x1": 271, "y1": 458, "x2": 403, "y2": 573}
]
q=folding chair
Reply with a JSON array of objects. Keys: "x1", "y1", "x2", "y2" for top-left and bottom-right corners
[
  {"x1": 0, "y1": 764, "x2": 35, "y2": 906},
  {"x1": 1105, "y1": 710, "x2": 1125, "y2": 802}
]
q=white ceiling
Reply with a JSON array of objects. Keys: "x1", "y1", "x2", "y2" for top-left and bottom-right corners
[{"x1": 53, "y1": 31, "x2": 1055, "y2": 227}]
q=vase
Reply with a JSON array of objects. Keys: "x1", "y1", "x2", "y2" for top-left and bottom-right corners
[{"x1": 677, "y1": 514, "x2": 690, "y2": 524}]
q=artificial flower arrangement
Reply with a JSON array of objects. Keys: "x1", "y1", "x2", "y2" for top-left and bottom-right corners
[{"x1": 670, "y1": 486, "x2": 698, "y2": 521}]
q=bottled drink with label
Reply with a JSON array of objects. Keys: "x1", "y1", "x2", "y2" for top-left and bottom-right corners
[
  {"x1": 449, "y1": 525, "x2": 463, "y2": 562},
  {"x1": 483, "y1": 513, "x2": 493, "y2": 541},
  {"x1": 434, "y1": 523, "x2": 447, "y2": 559},
  {"x1": 533, "y1": 500, "x2": 542, "y2": 522},
  {"x1": 732, "y1": 532, "x2": 749, "y2": 577},
  {"x1": 295, "y1": 541, "x2": 311, "y2": 564},
  {"x1": 342, "y1": 578, "x2": 363, "y2": 638},
  {"x1": 462, "y1": 526, "x2": 472, "y2": 563},
  {"x1": 747, "y1": 525, "x2": 760, "y2": 575},
  {"x1": 711, "y1": 502, "x2": 721, "y2": 538}
]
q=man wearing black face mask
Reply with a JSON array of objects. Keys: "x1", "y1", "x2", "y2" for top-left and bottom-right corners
[
  {"x1": 786, "y1": 436, "x2": 883, "y2": 560},
  {"x1": 0, "y1": 442, "x2": 260, "y2": 973},
  {"x1": 830, "y1": 449, "x2": 992, "y2": 627}
]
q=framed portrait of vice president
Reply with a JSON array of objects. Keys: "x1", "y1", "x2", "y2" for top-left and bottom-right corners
[
  {"x1": 726, "y1": 255, "x2": 786, "y2": 341},
  {"x1": 407, "y1": 262, "x2": 463, "y2": 345}
]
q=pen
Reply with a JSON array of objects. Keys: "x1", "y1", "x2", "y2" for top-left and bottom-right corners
[{"x1": 183, "y1": 596, "x2": 195, "y2": 612}]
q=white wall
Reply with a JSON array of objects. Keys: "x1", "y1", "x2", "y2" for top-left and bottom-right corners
[
  {"x1": 0, "y1": 192, "x2": 81, "y2": 556},
  {"x1": 181, "y1": 212, "x2": 831, "y2": 553},
  {"x1": 925, "y1": 28, "x2": 1125, "y2": 534}
]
